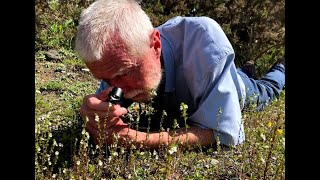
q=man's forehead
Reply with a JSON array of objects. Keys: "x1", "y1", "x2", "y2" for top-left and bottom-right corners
[
  {"x1": 85, "y1": 57, "x2": 115, "y2": 73},
  {"x1": 85, "y1": 55, "x2": 136, "y2": 78}
]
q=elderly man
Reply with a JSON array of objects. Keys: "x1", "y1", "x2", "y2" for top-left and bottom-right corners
[{"x1": 75, "y1": 0, "x2": 285, "y2": 149}]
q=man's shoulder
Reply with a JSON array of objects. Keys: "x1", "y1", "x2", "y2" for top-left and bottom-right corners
[{"x1": 158, "y1": 16, "x2": 218, "y2": 28}]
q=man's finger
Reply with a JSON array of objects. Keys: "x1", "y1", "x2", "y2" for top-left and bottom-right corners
[
  {"x1": 104, "y1": 117, "x2": 121, "y2": 129},
  {"x1": 108, "y1": 106, "x2": 128, "y2": 117},
  {"x1": 86, "y1": 97, "x2": 111, "y2": 112},
  {"x1": 96, "y1": 87, "x2": 114, "y2": 101}
]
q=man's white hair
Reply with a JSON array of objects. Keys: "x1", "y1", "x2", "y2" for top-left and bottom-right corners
[{"x1": 75, "y1": 0, "x2": 154, "y2": 63}]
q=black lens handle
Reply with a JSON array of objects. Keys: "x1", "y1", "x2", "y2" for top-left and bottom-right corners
[{"x1": 107, "y1": 87, "x2": 130, "y2": 122}]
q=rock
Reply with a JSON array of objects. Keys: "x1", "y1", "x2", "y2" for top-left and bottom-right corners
[{"x1": 45, "y1": 49, "x2": 61, "y2": 61}]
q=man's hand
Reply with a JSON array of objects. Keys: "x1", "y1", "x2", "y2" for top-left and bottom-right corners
[
  {"x1": 80, "y1": 88, "x2": 112, "y2": 121},
  {"x1": 80, "y1": 87, "x2": 129, "y2": 145}
]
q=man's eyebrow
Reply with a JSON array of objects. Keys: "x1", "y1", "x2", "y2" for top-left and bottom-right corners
[{"x1": 110, "y1": 68, "x2": 130, "y2": 78}]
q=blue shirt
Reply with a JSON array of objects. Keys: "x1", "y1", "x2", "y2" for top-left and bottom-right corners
[{"x1": 96, "y1": 16, "x2": 246, "y2": 146}]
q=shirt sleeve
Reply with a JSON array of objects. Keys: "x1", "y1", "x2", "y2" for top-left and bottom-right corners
[
  {"x1": 188, "y1": 54, "x2": 245, "y2": 146},
  {"x1": 95, "y1": 80, "x2": 109, "y2": 94},
  {"x1": 181, "y1": 17, "x2": 245, "y2": 146}
]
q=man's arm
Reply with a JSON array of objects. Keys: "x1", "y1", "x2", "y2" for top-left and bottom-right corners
[{"x1": 124, "y1": 126, "x2": 215, "y2": 149}]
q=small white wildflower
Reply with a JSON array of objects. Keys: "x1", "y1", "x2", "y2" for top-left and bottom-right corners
[
  {"x1": 86, "y1": 132, "x2": 90, "y2": 139},
  {"x1": 110, "y1": 144, "x2": 117, "y2": 148},
  {"x1": 131, "y1": 144, "x2": 136, "y2": 149},
  {"x1": 76, "y1": 160, "x2": 81, "y2": 165},
  {"x1": 52, "y1": 174, "x2": 56, "y2": 178},
  {"x1": 162, "y1": 111, "x2": 167, "y2": 117},
  {"x1": 120, "y1": 147, "x2": 125, "y2": 155},
  {"x1": 53, "y1": 140, "x2": 57, "y2": 146},
  {"x1": 55, "y1": 151, "x2": 59, "y2": 156},
  {"x1": 43, "y1": 167, "x2": 47, "y2": 170},
  {"x1": 260, "y1": 133, "x2": 266, "y2": 141},
  {"x1": 63, "y1": 168, "x2": 66, "y2": 174},
  {"x1": 58, "y1": 143, "x2": 63, "y2": 147},
  {"x1": 95, "y1": 114, "x2": 100, "y2": 122},
  {"x1": 168, "y1": 145, "x2": 178, "y2": 155},
  {"x1": 150, "y1": 89, "x2": 157, "y2": 97},
  {"x1": 112, "y1": 151, "x2": 118, "y2": 157},
  {"x1": 48, "y1": 161, "x2": 52, "y2": 166},
  {"x1": 179, "y1": 103, "x2": 188, "y2": 111},
  {"x1": 98, "y1": 160, "x2": 103, "y2": 167},
  {"x1": 155, "y1": 155, "x2": 158, "y2": 160},
  {"x1": 37, "y1": 147, "x2": 41, "y2": 152},
  {"x1": 153, "y1": 150, "x2": 157, "y2": 156}
]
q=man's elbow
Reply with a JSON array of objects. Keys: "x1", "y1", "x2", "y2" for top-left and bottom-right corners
[{"x1": 213, "y1": 130, "x2": 245, "y2": 146}]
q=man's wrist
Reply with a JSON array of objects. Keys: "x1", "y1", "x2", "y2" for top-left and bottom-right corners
[{"x1": 123, "y1": 129, "x2": 146, "y2": 149}]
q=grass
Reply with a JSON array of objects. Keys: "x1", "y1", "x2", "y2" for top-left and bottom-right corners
[{"x1": 35, "y1": 51, "x2": 285, "y2": 179}]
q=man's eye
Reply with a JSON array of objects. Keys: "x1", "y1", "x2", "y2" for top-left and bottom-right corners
[{"x1": 119, "y1": 71, "x2": 129, "y2": 77}]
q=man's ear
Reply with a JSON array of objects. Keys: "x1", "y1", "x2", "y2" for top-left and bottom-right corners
[{"x1": 149, "y1": 29, "x2": 162, "y2": 59}]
